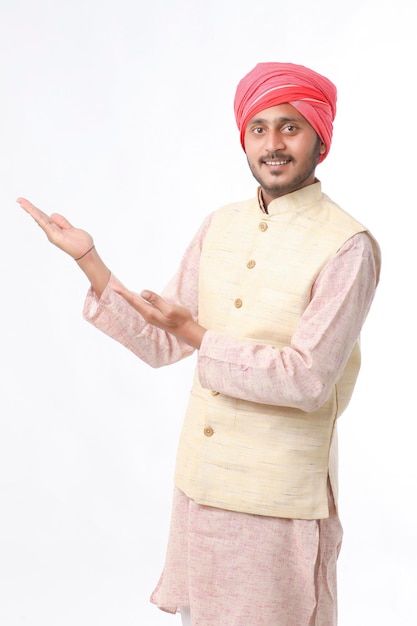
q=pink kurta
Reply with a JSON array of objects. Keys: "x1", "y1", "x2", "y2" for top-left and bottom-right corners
[
  {"x1": 83, "y1": 204, "x2": 378, "y2": 625},
  {"x1": 151, "y1": 483, "x2": 342, "y2": 625}
]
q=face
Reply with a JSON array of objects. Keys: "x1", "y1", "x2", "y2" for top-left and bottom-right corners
[{"x1": 243, "y1": 103, "x2": 326, "y2": 206}]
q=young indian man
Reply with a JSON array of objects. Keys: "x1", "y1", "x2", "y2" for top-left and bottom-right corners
[{"x1": 18, "y1": 61, "x2": 381, "y2": 626}]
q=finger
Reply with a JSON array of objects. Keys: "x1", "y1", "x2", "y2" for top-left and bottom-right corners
[
  {"x1": 17, "y1": 197, "x2": 50, "y2": 225},
  {"x1": 113, "y1": 286, "x2": 150, "y2": 314},
  {"x1": 140, "y1": 290, "x2": 172, "y2": 316},
  {"x1": 50, "y1": 213, "x2": 74, "y2": 230}
]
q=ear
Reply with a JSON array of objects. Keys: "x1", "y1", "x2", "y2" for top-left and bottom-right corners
[{"x1": 319, "y1": 142, "x2": 327, "y2": 155}]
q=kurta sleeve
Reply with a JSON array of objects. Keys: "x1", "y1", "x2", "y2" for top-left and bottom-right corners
[
  {"x1": 197, "y1": 231, "x2": 380, "y2": 411},
  {"x1": 82, "y1": 213, "x2": 213, "y2": 368}
]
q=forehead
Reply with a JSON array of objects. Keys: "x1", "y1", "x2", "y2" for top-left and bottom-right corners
[{"x1": 246, "y1": 102, "x2": 306, "y2": 126}]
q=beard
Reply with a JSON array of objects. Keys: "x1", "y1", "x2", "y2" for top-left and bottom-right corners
[{"x1": 247, "y1": 137, "x2": 323, "y2": 200}]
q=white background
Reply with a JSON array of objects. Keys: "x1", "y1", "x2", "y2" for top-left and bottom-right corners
[{"x1": 1, "y1": 0, "x2": 415, "y2": 624}]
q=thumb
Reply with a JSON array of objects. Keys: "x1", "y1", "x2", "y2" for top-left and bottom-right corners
[
  {"x1": 50, "y1": 213, "x2": 74, "y2": 230},
  {"x1": 141, "y1": 290, "x2": 160, "y2": 305},
  {"x1": 141, "y1": 290, "x2": 170, "y2": 313}
]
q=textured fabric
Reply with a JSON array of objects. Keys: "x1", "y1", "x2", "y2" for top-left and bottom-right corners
[
  {"x1": 82, "y1": 185, "x2": 380, "y2": 625},
  {"x1": 83, "y1": 190, "x2": 380, "y2": 407},
  {"x1": 234, "y1": 62, "x2": 337, "y2": 161},
  {"x1": 174, "y1": 183, "x2": 370, "y2": 518},
  {"x1": 151, "y1": 484, "x2": 343, "y2": 625}
]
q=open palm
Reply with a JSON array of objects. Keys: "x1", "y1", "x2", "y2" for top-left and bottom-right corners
[{"x1": 18, "y1": 197, "x2": 93, "y2": 260}]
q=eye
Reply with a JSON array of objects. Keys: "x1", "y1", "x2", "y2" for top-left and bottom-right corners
[
  {"x1": 252, "y1": 126, "x2": 265, "y2": 134},
  {"x1": 282, "y1": 124, "x2": 297, "y2": 133}
]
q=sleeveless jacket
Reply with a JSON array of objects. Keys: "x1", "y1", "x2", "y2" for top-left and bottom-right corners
[{"x1": 174, "y1": 182, "x2": 372, "y2": 519}]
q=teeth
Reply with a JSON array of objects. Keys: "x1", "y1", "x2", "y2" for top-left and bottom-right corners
[{"x1": 265, "y1": 160, "x2": 288, "y2": 165}]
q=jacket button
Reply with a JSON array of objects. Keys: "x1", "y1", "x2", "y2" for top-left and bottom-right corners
[
  {"x1": 211, "y1": 390, "x2": 219, "y2": 396},
  {"x1": 259, "y1": 221, "x2": 268, "y2": 232},
  {"x1": 204, "y1": 426, "x2": 214, "y2": 437},
  {"x1": 234, "y1": 298, "x2": 243, "y2": 308},
  {"x1": 247, "y1": 259, "x2": 256, "y2": 269}
]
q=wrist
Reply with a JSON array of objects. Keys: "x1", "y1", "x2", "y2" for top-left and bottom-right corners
[
  {"x1": 181, "y1": 321, "x2": 206, "y2": 349},
  {"x1": 75, "y1": 246, "x2": 111, "y2": 298},
  {"x1": 74, "y1": 245, "x2": 95, "y2": 262}
]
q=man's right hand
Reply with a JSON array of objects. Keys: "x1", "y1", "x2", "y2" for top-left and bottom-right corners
[
  {"x1": 17, "y1": 197, "x2": 111, "y2": 297},
  {"x1": 17, "y1": 197, "x2": 95, "y2": 261}
]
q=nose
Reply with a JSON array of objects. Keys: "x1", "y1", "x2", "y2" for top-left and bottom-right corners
[{"x1": 265, "y1": 130, "x2": 286, "y2": 153}]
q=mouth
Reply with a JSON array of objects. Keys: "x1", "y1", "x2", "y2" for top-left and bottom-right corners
[{"x1": 264, "y1": 159, "x2": 290, "y2": 166}]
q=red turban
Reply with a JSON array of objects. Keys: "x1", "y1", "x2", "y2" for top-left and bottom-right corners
[{"x1": 234, "y1": 62, "x2": 337, "y2": 162}]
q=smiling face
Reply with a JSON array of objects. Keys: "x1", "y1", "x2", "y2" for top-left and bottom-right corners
[{"x1": 243, "y1": 103, "x2": 327, "y2": 206}]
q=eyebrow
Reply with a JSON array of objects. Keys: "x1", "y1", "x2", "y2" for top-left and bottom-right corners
[{"x1": 248, "y1": 115, "x2": 301, "y2": 126}]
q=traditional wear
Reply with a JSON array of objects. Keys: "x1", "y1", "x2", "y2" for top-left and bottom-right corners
[
  {"x1": 234, "y1": 62, "x2": 337, "y2": 160},
  {"x1": 174, "y1": 183, "x2": 373, "y2": 520},
  {"x1": 84, "y1": 184, "x2": 380, "y2": 625},
  {"x1": 83, "y1": 63, "x2": 380, "y2": 625}
]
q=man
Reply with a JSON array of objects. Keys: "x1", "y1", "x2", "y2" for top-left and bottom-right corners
[{"x1": 18, "y1": 62, "x2": 380, "y2": 626}]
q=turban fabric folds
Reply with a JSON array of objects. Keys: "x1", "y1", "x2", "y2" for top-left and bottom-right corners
[{"x1": 234, "y1": 62, "x2": 337, "y2": 162}]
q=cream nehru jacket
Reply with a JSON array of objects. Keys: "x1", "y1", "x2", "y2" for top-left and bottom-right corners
[{"x1": 175, "y1": 182, "x2": 372, "y2": 519}]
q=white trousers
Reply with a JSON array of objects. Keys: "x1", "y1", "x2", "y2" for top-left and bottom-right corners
[{"x1": 180, "y1": 606, "x2": 192, "y2": 625}]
